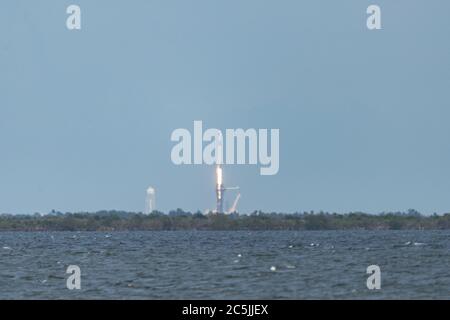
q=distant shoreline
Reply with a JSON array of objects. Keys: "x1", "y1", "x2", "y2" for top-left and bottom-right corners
[{"x1": 0, "y1": 210, "x2": 448, "y2": 231}]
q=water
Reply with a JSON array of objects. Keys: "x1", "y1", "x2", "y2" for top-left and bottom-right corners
[{"x1": 0, "y1": 230, "x2": 448, "y2": 299}]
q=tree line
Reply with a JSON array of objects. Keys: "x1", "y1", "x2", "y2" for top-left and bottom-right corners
[{"x1": 0, "y1": 209, "x2": 449, "y2": 231}]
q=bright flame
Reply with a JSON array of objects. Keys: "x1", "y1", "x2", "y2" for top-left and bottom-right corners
[{"x1": 216, "y1": 166, "x2": 223, "y2": 186}]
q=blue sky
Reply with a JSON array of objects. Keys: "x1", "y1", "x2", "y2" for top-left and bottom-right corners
[{"x1": 1, "y1": 1, "x2": 449, "y2": 214}]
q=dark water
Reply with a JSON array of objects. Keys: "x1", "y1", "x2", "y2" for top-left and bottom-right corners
[{"x1": 0, "y1": 231, "x2": 448, "y2": 299}]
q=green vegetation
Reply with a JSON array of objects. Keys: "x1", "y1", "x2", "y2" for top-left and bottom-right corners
[{"x1": 0, "y1": 209, "x2": 449, "y2": 231}]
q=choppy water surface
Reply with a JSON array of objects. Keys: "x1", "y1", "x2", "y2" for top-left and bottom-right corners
[{"x1": 0, "y1": 231, "x2": 448, "y2": 299}]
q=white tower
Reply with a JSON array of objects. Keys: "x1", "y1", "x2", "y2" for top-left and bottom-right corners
[{"x1": 145, "y1": 187, "x2": 156, "y2": 214}]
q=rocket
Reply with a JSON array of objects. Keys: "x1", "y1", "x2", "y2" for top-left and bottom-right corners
[
  {"x1": 214, "y1": 131, "x2": 239, "y2": 214},
  {"x1": 216, "y1": 165, "x2": 225, "y2": 213}
]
